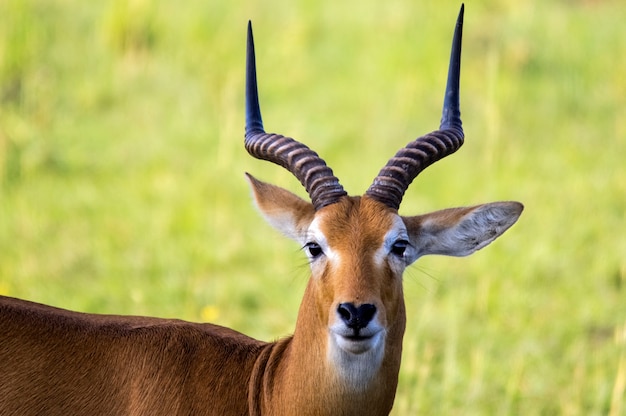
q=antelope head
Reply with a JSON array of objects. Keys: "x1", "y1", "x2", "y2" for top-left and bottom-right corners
[{"x1": 244, "y1": 5, "x2": 522, "y2": 408}]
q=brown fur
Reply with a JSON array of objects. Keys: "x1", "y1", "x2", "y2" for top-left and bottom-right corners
[{"x1": 0, "y1": 295, "x2": 264, "y2": 415}]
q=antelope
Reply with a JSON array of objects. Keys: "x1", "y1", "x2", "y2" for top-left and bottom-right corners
[{"x1": 0, "y1": 5, "x2": 522, "y2": 415}]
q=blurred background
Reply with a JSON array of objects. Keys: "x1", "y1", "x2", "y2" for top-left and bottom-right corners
[{"x1": 1, "y1": 0, "x2": 624, "y2": 414}]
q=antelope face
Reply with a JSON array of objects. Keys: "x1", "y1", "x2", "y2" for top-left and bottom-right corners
[{"x1": 307, "y1": 197, "x2": 406, "y2": 358}]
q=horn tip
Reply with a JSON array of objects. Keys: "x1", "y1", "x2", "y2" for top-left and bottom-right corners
[{"x1": 245, "y1": 19, "x2": 264, "y2": 136}]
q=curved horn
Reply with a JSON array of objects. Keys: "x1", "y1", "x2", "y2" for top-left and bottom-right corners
[
  {"x1": 245, "y1": 22, "x2": 347, "y2": 211},
  {"x1": 366, "y1": 5, "x2": 465, "y2": 210}
]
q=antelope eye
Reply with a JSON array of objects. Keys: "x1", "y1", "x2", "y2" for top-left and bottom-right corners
[
  {"x1": 391, "y1": 240, "x2": 409, "y2": 257},
  {"x1": 305, "y1": 242, "x2": 323, "y2": 258}
]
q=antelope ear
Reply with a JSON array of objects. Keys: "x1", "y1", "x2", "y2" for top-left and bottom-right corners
[
  {"x1": 245, "y1": 173, "x2": 315, "y2": 242},
  {"x1": 403, "y1": 201, "x2": 523, "y2": 262}
]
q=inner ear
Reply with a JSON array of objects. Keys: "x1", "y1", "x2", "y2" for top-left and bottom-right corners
[
  {"x1": 245, "y1": 173, "x2": 316, "y2": 242},
  {"x1": 403, "y1": 201, "x2": 523, "y2": 260}
]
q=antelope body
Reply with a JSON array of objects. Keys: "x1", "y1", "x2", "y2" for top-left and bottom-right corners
[{"x1": 0, "y1": 6, "x2": 522, "y2": 415}]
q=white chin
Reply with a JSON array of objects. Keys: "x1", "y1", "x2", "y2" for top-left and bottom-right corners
[{"x1": 328, "y1": 331, "x2": 386, "y2": 388}]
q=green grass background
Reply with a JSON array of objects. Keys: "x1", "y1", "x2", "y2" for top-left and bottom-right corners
[{"x1": 1, "y1": 0, "x2": 625, "y2": 414}]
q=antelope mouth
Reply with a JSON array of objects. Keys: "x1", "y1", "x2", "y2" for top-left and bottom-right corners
[
  {"x1": 331, "y1": 328, "x2": 384, "y2": 355},
  {"x1": 341, "y1": 329, "x2": 379, "y2": 343},
  {"x1": 344, "y1": 334, "x2": 373, "y2": 341}
]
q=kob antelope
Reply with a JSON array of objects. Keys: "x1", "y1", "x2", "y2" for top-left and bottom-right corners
[{"x1": 0, "y1": 5, "x2": 522, "y2": 415}]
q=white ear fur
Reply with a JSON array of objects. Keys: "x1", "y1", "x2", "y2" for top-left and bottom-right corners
[
  {"x1": 403, "y1": 201, "x2": 523, "y2": 261},
  {"x1": 245, "y1": 173, "x2": 315, "y2": 242}
]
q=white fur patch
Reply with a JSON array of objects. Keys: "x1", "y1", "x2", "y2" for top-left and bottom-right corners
[{"x1": 327, "y1": 330, "x2": 386, "y2": 391}]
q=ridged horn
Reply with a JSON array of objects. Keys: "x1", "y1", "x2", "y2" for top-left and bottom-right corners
[
  {"x1": 366, "y1": 4, "x2": 465, "y2": 210},
  {"x1": 244, "y1": 21, "x2": 347, "y2": 211}
]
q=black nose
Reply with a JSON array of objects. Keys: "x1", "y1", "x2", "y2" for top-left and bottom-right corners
[{"x1": 337, "y1": 303, "x2": 377, "y2": 331}]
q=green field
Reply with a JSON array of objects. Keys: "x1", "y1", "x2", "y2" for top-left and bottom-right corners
[{"x1": 1, "y1": 0, "x2": 625, "y2": 414}]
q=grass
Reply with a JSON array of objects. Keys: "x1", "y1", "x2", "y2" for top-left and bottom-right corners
[{"x1": 1, "y1": 0, "x2": 625, "y2": 414}]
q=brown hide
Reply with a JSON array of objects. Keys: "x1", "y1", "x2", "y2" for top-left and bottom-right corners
[{"x1": 0, "y1": 296, "x2": 264, "y2": 416}]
